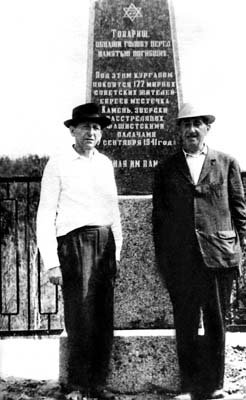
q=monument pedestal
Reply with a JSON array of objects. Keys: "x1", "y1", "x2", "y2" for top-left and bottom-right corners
[
  {"x1": 59, "y1": 331, "x2": 246, "y2": 395},
  {"x1": 59, "y1": 331, "x2": 180, "y2": 394}
]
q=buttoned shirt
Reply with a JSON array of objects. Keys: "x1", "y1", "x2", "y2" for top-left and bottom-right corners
[
  {"x1": 183, "y1": 145, "x2": 207, "y2": 184},
  {"x1": 36, "y1": 146, "x2": 122, "y2": 270}
]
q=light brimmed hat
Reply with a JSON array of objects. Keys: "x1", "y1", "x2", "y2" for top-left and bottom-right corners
[
  {"x1": 177, "y1": 102, "x2": 215, "y2": 124},
  {"x1": 64, "y1": 103, "x2": 111, "y2": 128}
]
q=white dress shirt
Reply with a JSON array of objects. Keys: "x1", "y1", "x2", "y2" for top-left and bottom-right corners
[
  {"x1": 183, "y1": 145, "x2": 207, "y2": 184},
  {"x1": 36, "y1": 146, "x2": 122, "y2": 270}
]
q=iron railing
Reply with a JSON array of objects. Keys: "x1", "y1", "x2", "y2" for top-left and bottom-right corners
[{"x1": 0, "y1": 176, "x2": 63, "y2": 336}]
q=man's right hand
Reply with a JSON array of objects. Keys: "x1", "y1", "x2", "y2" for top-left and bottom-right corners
[{"x1": 47, "y1": 266, "x2": 63, "y2": 286}]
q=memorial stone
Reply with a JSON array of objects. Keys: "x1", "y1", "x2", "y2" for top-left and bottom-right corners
[
  {"x1": 87, "y1": 0, "x2": 180, "y2": 194},
  {"x1": 85, "y1": 0, "x2": 181, "y2": 329}
]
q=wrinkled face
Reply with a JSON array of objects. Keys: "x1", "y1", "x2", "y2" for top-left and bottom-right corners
[
  {"x1": 179, "y1": 117, "x2": 210, "y2": 154},
  {"x1": 70, "y1": 122, "x2": 102, "y2": 154}
]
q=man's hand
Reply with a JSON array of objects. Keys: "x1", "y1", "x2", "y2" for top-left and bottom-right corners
[{"x1": 47, "y1": 266, "x2": 63, "y2": 286}]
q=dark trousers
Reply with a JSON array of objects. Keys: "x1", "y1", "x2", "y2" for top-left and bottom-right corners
[
  {"x1": 165, "y1": 251, "x2": 235, "y2": 395},
  {"x1": 57, "y1": 225, "x2": 116, "y2": 390}
]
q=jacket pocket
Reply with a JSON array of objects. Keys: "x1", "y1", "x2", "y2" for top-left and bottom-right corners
[{"x1": 196, "y1": 229, "x2": 242, "y2": 269}]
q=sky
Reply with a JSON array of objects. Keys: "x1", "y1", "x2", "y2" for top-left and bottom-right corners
[
  {"x1": 0, "y1": 0, "x2": 246, "y2": 168},
  {"x1": 173, "y1": 0, "x2": 246, "y2": 164}
]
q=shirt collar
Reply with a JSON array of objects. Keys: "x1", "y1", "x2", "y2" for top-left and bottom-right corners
[
  {"x1": 183, "y1": 144, "x2": 207, "y2": 158},
  {"x1": 68, "y1": 145, "x2": 99, "y2": 161}
]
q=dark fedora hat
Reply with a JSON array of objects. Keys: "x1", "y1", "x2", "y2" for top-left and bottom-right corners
[{"x1": 64, "y1": 103, "x2": 111, "y2": 129}]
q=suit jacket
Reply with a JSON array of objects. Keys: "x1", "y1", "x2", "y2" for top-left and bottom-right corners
[{"x1": 152, "y1": 148, "x2": 246, "y2": 276}]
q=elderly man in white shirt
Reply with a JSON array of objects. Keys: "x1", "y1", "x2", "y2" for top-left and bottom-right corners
[{"x1": 37, "y1": 103, "x2": 122, "y2": 400}]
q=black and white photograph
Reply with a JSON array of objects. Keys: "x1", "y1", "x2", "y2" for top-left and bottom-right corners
[{"x1": 0, "y1": 1, "x2": 246, "y2": 399}]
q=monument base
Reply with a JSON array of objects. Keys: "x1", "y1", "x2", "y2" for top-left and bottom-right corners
[
  {"x1": 59, "y1": 331, "x2": 246, "y2": 395},
  {"x1": 59, "y1": 331, "x2": 180, "y2": 394}
]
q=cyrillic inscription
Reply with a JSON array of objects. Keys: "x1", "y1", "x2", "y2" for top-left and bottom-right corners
[{"x1": 89, "y1": 0, "x2": 179, "y2": 194}]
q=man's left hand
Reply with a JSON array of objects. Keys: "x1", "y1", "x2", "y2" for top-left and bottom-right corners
[{"x1": 47, "y1": 266, "x2": 63, "y2": 286}]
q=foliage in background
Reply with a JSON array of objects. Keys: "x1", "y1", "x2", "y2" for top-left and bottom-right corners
[{"x1": 0, "y1": 155, "x2": 48, "y2": 177}]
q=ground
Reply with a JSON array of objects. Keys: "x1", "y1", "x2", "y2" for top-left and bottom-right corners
[
  {"x1": 1, "y1": 345, "x2": 246, "y2": 400},
  {"x1": 0, "y1": 378, "x2": 246, "y2": 400},
  {"x1": 0, "y1": 378, "x2": 172, "y2": 399}
]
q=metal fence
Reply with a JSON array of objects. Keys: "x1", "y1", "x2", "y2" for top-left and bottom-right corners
[
  {"x1": 0, "y1": 176, "x2": 63, "y2": 336},
  {"x1": 0, "y1": 175, "x2": 246, "y2": 336}
]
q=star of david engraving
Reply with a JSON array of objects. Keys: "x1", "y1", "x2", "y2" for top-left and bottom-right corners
[{"x1": 123, "y1": 3, "x2": 142, "y2": 22}]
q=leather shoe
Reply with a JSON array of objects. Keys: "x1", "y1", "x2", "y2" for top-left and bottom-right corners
[
  {"x1": 91, "y1": 387, "x2": 116, "y2": 399},
  {"x1": 206, "y1": 389, "x2": 230, "y2": 400},
  {"x1": 206, "y1": 390, "x2": 244, "y2": 399},
  {"x1": 174, "y1": 394, "x2": 192, "y2": 400},
  {"x1": 209, "y1": 389, "x2": 228, "y2": 399},
  {"x1": 65, "y1": 390, "x2": 84, "y2": 400}
]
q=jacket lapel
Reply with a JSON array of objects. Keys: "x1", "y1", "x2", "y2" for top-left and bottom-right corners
[
  {"x1": 174, "y1": 151, "x2": 194, "y2": 183},
  {"x1": 198, "y1": 148, "x2": 217, "y2": 183}
]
